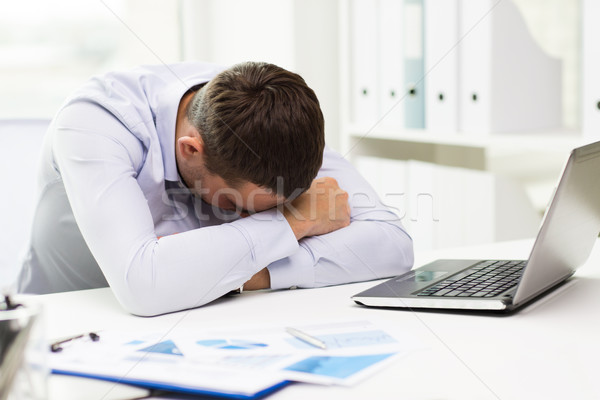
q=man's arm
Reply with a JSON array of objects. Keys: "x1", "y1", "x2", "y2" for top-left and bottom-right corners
[
  {"x1": 52, "y1": 103, "x2": 355, "y2": 315},
  {"x1": 52, "y1": 103, "x2": 305, "y2": 316},
  {"x1": 241, "y1": 176, "x2": 353, "y2": 290},
  {"x1": 263, "y1": 147, "x2": 414, "y2": 290}
]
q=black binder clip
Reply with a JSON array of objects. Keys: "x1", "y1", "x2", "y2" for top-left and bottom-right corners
[{"x1": 50, "y1": 332, "x2": 100, "y2": 353}]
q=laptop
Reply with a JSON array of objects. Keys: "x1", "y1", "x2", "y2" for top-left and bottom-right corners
[{"x1": 352, "y1": 140, "x2": 600, "y2": 312}]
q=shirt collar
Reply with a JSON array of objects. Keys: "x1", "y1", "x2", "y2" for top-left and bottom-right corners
[{"x1": 154, "y1": 79, "x2": 209, "y2": 182}]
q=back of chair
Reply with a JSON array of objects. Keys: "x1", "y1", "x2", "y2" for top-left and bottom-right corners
[{"x1": 0, "y1": 119, "x2": 50, "y2": 289}]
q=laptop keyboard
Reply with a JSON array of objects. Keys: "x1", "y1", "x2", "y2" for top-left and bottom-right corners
[{"x1": 416, "y1": 260, "x2": 526, "y2": 298}]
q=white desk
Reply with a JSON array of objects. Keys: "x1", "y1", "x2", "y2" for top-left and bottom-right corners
[{"x1": 39, "y1": 239, "x2": 600, "y2": 400}]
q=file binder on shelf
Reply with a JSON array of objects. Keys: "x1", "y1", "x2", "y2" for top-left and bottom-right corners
[
  {"x1": 403, "y1": 0, "x2": 425, "y2": 129},
  {"x1": 378, "y1": 0, "x2": 404, "y2": 129},
  {"x1": 458, "y1": 0, "x2": 562, "y2": 134},
  {"x1": 350, "y1": 0, "x2": 379, "y2": 128},
  {"x1": 424, "y1": 0, "x2": 459, "y2": 133},
  {"x1": 582, "y1": 0, "x2": 600, "y2": 140}
]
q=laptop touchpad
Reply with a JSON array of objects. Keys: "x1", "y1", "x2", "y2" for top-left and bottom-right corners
[{"x1": 414, "y1": 270, "x2": 448, "y2": 282}]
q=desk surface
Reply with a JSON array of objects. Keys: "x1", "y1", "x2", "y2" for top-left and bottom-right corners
[{"x1": 39, "y1": 239, "x2": 600, "y2": 400}]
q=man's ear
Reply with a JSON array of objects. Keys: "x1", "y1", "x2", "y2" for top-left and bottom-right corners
[{"x1": 177, "y1": 136, "x2": 204, "y2": 163}]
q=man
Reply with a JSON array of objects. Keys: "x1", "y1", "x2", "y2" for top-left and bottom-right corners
[{"x1": 18, "y1": 61, "x2": 413, "y2": 316}]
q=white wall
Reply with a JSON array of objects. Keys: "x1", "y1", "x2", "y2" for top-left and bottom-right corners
[
  {"x1": 181, "y1": 0, "x2": 295, "y2": 69},
  {"x1": 109, "y1": 0, "x2": 182, "y2": 68},
  {"x1": 293, "y1": 0, "x2": 341, "y2": 151},
  {"x1": 180, "y1": 0, "x2": 341, "y2": 150}
]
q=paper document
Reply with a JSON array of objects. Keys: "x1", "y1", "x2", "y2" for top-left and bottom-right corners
[{"x1": 49, "y1": 320, "x2": 419, "y2": 397}]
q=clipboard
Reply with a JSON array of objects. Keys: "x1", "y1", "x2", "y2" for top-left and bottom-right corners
[
  {"x1": 48, "y1": 331, "x2": 289, "y2": 399},
  {"x1": 51, "y1": 369, "x2": 289, "y2": 399}
]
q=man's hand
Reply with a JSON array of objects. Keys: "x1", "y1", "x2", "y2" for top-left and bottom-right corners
[
  {"x1": 282, "y1": 177, "x2": 351, "y2": 241},
  {"x1": 243, "y1": 267, "x2": 271, "y2": 290},
  {"x1": 243, "y1": 178, "x2": 350, "y2": 291}
]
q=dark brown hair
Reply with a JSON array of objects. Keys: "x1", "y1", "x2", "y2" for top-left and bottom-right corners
[{"x1": 186, "y1": 61, "x2": 325, "y2": 199}]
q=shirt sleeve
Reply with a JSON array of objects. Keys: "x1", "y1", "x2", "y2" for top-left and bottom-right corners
[
  {"x1": 267, "y1": 147, "x2": 414, "y2": 289},
  {"x1": 52, "y1": 102, "x2": 299, "y2": 316}
]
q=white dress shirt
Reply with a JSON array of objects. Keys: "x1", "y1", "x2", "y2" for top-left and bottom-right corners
[{"x1": 18, "y1": 62, "x2": 413, "y2": 316}]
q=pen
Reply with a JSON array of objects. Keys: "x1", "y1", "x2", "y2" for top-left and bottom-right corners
[{"x1": 285, "y1": 327, "x2": 327, "y2": 350}]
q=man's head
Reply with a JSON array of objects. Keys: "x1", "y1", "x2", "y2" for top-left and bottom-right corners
[{"x1": 185, "y1": 61, "x2": 325, "y2": 204}]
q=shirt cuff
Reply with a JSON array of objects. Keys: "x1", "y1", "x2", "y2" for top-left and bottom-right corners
[
  {"x1": 267, "y1": 245, "x2": 315, "y2": 289},
  {"x1": 230, "y1": 208, "x2": 299, "y2": 269}
]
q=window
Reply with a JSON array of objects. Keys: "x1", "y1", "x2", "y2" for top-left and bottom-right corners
[{"x1": 0, "y1": 0, "x2": 182, "y2": 118}]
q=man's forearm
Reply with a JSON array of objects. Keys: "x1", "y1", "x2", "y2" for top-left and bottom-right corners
[{"x1": 267, "y1": 219, "x2": 413, "y2": 290}]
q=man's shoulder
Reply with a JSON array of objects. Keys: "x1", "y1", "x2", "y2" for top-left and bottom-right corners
[
  {"x1": 66, "y1": 61, "x2": 227, "y2": 100},
  {"x1": 58, "y1": 61, "x2": 227, "y2": 127}
]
